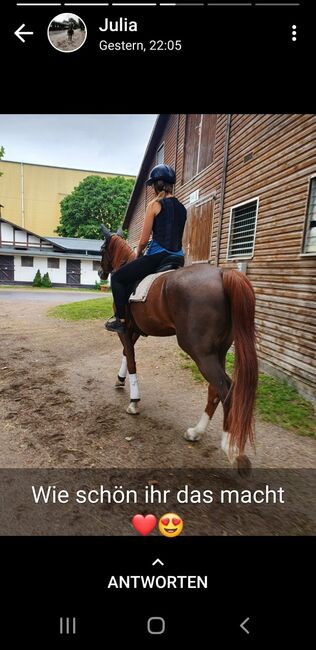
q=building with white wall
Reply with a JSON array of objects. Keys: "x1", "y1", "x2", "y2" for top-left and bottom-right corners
[{"x1": 0, "y1": 217, "x2": 103, "y2": 287}]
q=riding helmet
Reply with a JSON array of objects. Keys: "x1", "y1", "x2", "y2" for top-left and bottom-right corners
[{"x1": 146, "y1": 164, "x2": 176, "y2": 186}]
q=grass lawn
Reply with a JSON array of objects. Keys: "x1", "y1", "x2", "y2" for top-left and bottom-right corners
[
  {"x1": 180, "y1": 352, "x2": 316, "y2": 438},
  {"x1": 48, "y1": 297, "x2": 113, "y2": 321}
]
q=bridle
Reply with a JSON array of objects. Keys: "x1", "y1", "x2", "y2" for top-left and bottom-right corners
[
  {"x1": 99, "y1": 228, "x2": 135, "y2": 278},
  {"x1": 100, "y1": 239, "x2": 113, "y2": 275}
]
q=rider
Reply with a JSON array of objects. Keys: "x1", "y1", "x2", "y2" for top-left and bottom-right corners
[
  {"x1": 106, "y1": 164, "x2": 187, "y2": 333},
  {"x1": 67, "y1": 25, "x2": 74, "y2": 42}
]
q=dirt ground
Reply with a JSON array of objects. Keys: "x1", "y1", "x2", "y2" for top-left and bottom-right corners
[
  {"x1": 49, "y1": 29, "x2": 86, "y2": 52},
  {"x1": 0, "y1": 290, "x2": 315, "y2": 470}
]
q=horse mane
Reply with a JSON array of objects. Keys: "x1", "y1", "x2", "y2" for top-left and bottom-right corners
[{"x1": 109, "y1": 235, "x2": 136, "y2": 270}]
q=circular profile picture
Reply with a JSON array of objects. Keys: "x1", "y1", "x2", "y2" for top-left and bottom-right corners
[{"x1": 48, "y1": 13, "x2": 87, "y2": 53}]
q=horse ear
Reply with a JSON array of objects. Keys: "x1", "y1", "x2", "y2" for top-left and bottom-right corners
[
  {"x1": 100, "y1": 224, "x2": 112, "y2": 240},
  {"x1": 116, "y1": 227, "x2": 124, "y2": 238}
]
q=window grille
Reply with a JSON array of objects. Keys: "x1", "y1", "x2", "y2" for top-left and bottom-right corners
[{"x1": 227, "y1": 199, "x2": 258, "y2": 259}]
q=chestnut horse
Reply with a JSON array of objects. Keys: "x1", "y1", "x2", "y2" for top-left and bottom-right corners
[{"x1": 99, "y1": 228, "x2": 258, "y2": 473}]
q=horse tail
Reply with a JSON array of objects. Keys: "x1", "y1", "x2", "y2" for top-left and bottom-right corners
[{"x1": 222, "y1": 269, "x2": 258, "y2": 454}]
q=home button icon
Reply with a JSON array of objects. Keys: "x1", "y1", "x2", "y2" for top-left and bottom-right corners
[{"x1": 147, "y1": 617, "x2": 166, "y2": 635}]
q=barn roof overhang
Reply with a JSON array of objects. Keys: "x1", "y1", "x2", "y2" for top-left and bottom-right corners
[
  {"x1": 45, "y1": 236, "x2": 102, "y2": 253},
  {"x1": 122, "y1": 114, "x2": 170, "y2": 229}
]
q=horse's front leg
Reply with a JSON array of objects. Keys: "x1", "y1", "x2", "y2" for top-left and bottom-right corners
[
  {"x1": 115, "y1": 351, "x2": 127, "y2": 389},
  {"x1": 115, "y1": 333, "x2": 140, "y2": 390},
  {"x1": 119, "y1": 331, "x2": 140, "y2": 415}
]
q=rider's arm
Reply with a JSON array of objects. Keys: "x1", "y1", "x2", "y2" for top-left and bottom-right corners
[{"x1": 135, "y1": 201, "x2": 158, "y2": 257}]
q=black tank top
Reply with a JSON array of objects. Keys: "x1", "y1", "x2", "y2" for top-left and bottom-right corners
[{"x1": 152, "y1": 198, "x2": 187, "y2": 252}]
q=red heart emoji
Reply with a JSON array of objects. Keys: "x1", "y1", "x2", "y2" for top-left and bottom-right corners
[{"x1": 132, "y1": 514, "x2": 157, "y2": 536}]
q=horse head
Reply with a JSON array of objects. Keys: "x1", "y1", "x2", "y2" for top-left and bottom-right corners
[
  {"x1": 99, "y1": 225, "x2": 135, "y2": 279},
  {"x1": 99, "y1": 225, "x2": 113, "y2": 279}
]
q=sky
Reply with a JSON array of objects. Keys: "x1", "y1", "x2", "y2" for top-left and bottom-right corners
[{"x1": 0, "y1": 114, "x2": 157, "y2": 176}]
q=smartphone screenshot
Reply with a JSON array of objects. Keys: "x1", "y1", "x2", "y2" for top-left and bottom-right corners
[{"x1": 0, "y1": 0, "x2": 315, "y2": 644}]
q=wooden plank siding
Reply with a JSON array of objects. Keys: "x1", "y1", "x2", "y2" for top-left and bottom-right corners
[
  {"x1": 125, "y1": 114, "x2": 316, "y2": 402},
  {"x1": 216, "y1": 114, "x2": 316, "y2": 402},
  {"x1": 127, "y1": 114, "x2": 228, "y2": 264}
]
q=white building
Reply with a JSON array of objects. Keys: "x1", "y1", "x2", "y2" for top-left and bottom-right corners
[{"x1": 0, "y1": 217, "x2": 103, "y2": 287}]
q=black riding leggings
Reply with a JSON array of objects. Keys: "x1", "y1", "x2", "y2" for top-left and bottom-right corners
[{"x1": 111, "y1": 252, "x2": 170, "y2": 319}]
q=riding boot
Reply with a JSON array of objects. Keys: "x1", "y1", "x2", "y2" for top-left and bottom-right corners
[{"x1": 105, "y1": 317, "x2": 126, "y2": 333}]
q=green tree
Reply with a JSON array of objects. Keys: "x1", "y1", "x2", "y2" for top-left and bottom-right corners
[
  {"x1": 32, "y1": 270, "x2": 42, "y2": 287},
  {"x1": 0, "y1": 146, "x2": 4, "y2": 176},
  {"x1": 42, "y1": 272, "x2": 52, "y2": 287},
  {"x1": 56, "y1": 175, "x2": 135, "y2": 239}
]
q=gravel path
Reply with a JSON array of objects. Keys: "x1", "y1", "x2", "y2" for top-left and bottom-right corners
[{"x1": 0, "y1": 290, "x2": 315, "y2": 470}]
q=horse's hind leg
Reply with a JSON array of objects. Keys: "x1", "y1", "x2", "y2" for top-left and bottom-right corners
[
  {"x1": 221, "y1": 382, "x2": 252, "y2": 477},
  {"x1": 184, "y1": 384, "x2": 220, "y2": 441},
  {"x1": 196, "y1": 353, "x2": 251, "y2": 475}
]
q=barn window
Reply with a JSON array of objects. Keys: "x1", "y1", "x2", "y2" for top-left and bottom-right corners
[
  {"x1": 183, "y1": 114, "x2": 217, "y2": 183},
  {"x1": 227, "y1": 199, "x2": 258, "y2": 259},
  {"x1": 48, "y1": 258, "x2": 60, "y2": 269},
  {"x1": 303, "y1": 177, "x2": 316, "y2": 254},
  {"x1": 156, "y1": 142, "x2": 165, "y2": 165},
  {"x1": 21, "y1": 256, "x2": 33, "y2": 267},
  {"x1": 93, "y1": 260, "x2": 100, "y2": 271}
]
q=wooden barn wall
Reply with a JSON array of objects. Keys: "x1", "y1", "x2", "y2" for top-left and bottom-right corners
[
  {"x1": 127, "y1": 114, "x2": 227, "y2": 265},
  {"x1": 218, "y1": 114, "x2": 316, "y2": 401},
  {"x1": 127, "y1": 114, "x2": 316, "y2": 400}
]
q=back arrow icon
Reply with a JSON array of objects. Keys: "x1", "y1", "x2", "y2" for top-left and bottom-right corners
[
  {"x1": 240, "y1": 617, "x2": 250, "y2": 634},
  {"x1": 14, "y1": 24, "x2": 34, "y2": 43}
]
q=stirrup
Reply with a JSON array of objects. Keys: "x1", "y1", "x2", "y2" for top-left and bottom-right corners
[{"x1": 105, "y1": 318, "x2": 126, "y2": 334}]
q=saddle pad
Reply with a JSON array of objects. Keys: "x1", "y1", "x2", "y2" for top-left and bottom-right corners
[{"x1": 129, "y1": 270, "x2": 173, "y2": 303}]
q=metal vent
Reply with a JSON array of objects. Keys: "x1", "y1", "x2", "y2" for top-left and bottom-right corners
[
  {"x1": 228, "y1": 199, "x2": 258, "y2": 258},
  {"x1": 303, "y1": 178, "x2": 316, "y2": 253}
]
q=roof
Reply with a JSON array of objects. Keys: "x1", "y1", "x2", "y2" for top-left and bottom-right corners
[
  {"x1": 0, "y1": 247, "x2": 101, "y2": 260},
  {"x1": 45, "y1": 237, "x2": 103, "y2": 252},
  {"x1": 123, "y1": 114, "x2": 170, "y2": 229},
  {"x1": 1, "y1": 159, "x2": 135, "y2": 179},
  {"x1": 0, "y1": 218, "x2": 102, "y2": 254}
]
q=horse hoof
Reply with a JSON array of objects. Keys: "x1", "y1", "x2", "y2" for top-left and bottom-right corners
[
  {"x1": 184, "y1": 427, "x2": 201, "y2": 442},
  {"x1": 115, "y1": 379, "x2": 125, "y2": 389},
  {"x1": 126, "y1": 402, "x2": 140, "y2": 415},
  {"x1": 234, "y1": 455, "x2": 252, "y2": 479}
]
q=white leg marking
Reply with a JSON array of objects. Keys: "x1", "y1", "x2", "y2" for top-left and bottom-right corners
[
  {"x1": 115, "y1": 356, "x2": 127, "y2": 388},
  {"x1": 129, "y1": 373, "x2": 140, "y2": 400},
  {"x1": 126, "y1": 401, "x2": 140, "y2": 415},
  {"x1": 221, "y1": 432, "x2": 239, "y2": 463},
  {"x1": 185, "y1": 412, "x2": 209, "y2": 442},
  {"x1": 126, "y1": 373, "x2": 140, "y2": 415},
  {"x1": 118, "y1": 356, "x2": 127, "y2": 379}
]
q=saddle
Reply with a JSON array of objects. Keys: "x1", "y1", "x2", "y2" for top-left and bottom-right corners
[
  {"x1": 129, "y1": 254, "x2": 184, "y2": 304},
  {"x1": 155, "y1": 254, "x2": 184, "y2": 273}
]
